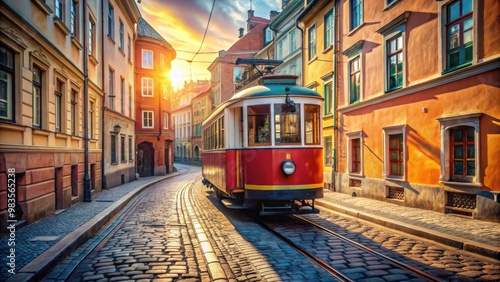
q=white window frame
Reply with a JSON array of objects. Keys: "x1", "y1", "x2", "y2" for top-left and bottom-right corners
[
  {"x1": 308, "y1": 23, "x2": 317, "y2": 61},
  {"x1": 382, "y1": 124, "x2": 406, "y2": 181},
  {"x1": 437, "y1": 113, "x2": 481, "y2": 186},
  {"x1": 142, "y1": 110, "x2": 154, "y2": 128},
  {"x1": 142, "y1": 49, "x2": 153, "y2": 69},
  {"x1": 346, "y1": 130, "x2": 364, "y2": 176},
  {"x1": 141, "y1": 77, "x2": 154, "y2": 97}
]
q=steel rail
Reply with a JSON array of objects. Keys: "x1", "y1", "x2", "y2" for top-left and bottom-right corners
[{"x1": 294, "y1": 215, "x2": 444, "y2": 282}]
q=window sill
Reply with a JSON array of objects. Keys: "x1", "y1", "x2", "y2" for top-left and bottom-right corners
[
  {"x1": 384, "y1": 176, "x2": 406, "y2": 183},
  {"x1": 89, "y1": 54, "x2": 99, "y2": 66},
  {"x1": 348, "y1": 173, "x2": 364, "y2": 178},
  {"x1": 442, "y1": 181, "x2": 482, "y2": 188},
  {"x1": 54, "y1": 18, "x2": 70, "y2": 36},
  {"x1": 33, "y1": 128, "x2": 50, "y2": 136},
  {"x1": 442, "y1": 62, "x2": 473, "y2": 75},
  {"x1": 32, "y1": 0, "x2": 52, "y2": 15},
  {"x1": 111, "y1": 162, "x2": 118, "y2": 165},
  {"x1": 108, "y1": 35, "x2": 115, "y2": 45},
  {"x1": 348, "y1": 23, "x2": 365, "y2": 36},
  {"x1": 119, "y1": 48, "x2": 126, "y2": 57},
  {"x1": 71, "y1": 36, "x2": 83, "y2": 50},
  {"x1": 307, "y1": 56, "x2": 318, "y2": 65},
  {"x1": 382, "y1": 0, "x2": 401, "y2": 11},
  {"x1": 322, "y1": 45, "x2": 333, "y2": 54}
]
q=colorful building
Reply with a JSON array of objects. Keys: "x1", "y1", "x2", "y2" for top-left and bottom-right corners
[
  {"x1": 134, "y1": 18, "x2": 176, "y2": 177},
  {"x1": 0, "y1": 0, "x2": 104, "y2": 228},
  {"x1": 298, "y1": 0, "x2": 336, "y2": 189},
  {"x1": 191, "y1": 84, "x2": 212, "y2": 161},
  {"x1": 335, "y1": 0, "x2": 500, "y2": 221}
]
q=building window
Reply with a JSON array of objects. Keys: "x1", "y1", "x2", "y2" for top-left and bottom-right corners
[
  {"x1": 324, "y1": 82, "x2": 332, "y2": 115},
  {"x1": 70, "y1": 0, "x2": 78, "y2": 37},
  {"x1": 121, "y1": 135, "x2": 125, "y2": 162},
  {"x1": 32, "y1": 66, "x2": 42, "y2": 128},
  {"x1": 71, "y1": 89, "x2": 77, "y2": 135},
  {"x1": 324, "y1": 9, "x2": 334, "y2": 49},
  {"x1": 128, "y1": 85, "x2": 132, "y2": 117},
  {"x1": 437, "y1": 113, "x2": 480, "y2": 185},
  {"x1": 128, "y1": 136, "x2": 133, "y2": 161},
  {"x1": 347, "y1": 131, "x2": 363, "y2": 175},
  {"x1": 127, "y1": 35, "x2": 131, "y2": 61},
  {"x1": 55, "y1": 80, "x2": 63, "y2": 132},
  {"x1": 351, "y1": 0, "x2": 363, "y2": 30},
  {"x1": 277, "y1": 39, "x2": 284, "y2": 60},
  {"x1": 120, "y1": 77, "x2": 125, "y2": 113},
  {"x1": 450, "y1": 127, "x2": 475, "y2": 180},
  {"x1": 142, "y1": 110, "x2": 154, "y2": 128},
  {"x1": 111, "y1": 134, "x2": 117, "y2": 163},
  {"x1": 108, "y1": 68, "x2": 114, "y2": 109},
  {"x1": 387, "y1": 34, "x2": 403, "y2": 91},
  {"x1": 324, "y1": 136, "x2": 332, "y2": 166},
  {"x1": 163, "y1": 113, "x2": 169, "y2": 129},
  {"x1": 383, "y1": 125, "x2": 406, "y2": 180},
  {"x1": 388, "y1": 134, "x2": 403, "y2": 176},
  {"x1": 308, "y1": 24, "x2": 317, "y2": 61},
  {"x1": 349, "y1": 56, "x2": 361, "y2": 104},
  {"x1": 289, "y1": 30, "x2": 297, "y2": 53},
  {"x1": 142, "y1": 77, "x2": 153, "y2": 97},
  {"x1": 1, "y1": 45, "x2": 15, "y2": 121},
  {"x1": 446, "y1": 0, "x2": 473, "y2": 71},
  {"x1": 89, "y1": 100, "x2": 94, "y2": 139},
  {"x1": 108, "y1": 3, "x2": 114, "y2": 39},
  {"x1": 88, "y1": 18, "x2": 95, "y2": 56},
  {"x1": 352, "y1": 138, "x2": 361, "y2": 173},
  {"x1": 264, "y1": 26, "x2": 273, "y2": 45},
  {"x1": 55, "y1": 0, "x2": 63, "y2": 20},
  {"x1": 142, "y1": 50, "x2": 153, "y2": 69},
  {"x1": 119, "y1": 20, "x2": 124, "y2": 50}
]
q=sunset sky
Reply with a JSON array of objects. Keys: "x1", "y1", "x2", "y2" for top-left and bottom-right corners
[{"x1": 137, "y1": 0, "x2": 282, "y2": 90}]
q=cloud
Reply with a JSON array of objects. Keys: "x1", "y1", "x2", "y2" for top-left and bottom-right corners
[{"x1": 137, "y1": 0, "x2": 281, "y2": 88}]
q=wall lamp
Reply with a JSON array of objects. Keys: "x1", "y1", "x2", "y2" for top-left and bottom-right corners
[{"x1": 113, "y1": 124, "x2": 121, "y2": 134}]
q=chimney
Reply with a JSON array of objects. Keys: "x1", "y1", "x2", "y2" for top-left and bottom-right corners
[
  {"x1": 238, "y1": 28, "x2": 244, "y2": 38},
  {"x1": 248, "y1": 9, "x2": 254, "y2": 19},
  {"x1": 270, "y1": 10, "x2": 279, "y2": 20}
]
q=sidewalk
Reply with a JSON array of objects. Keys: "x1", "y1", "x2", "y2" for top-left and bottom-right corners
[
  {"x1": 317, "y1": 190, "x2": 500, "y2": 261},
  {"x1": 1, "y1": 172, "x2": 180, "y2": 282},
  {"x1": 2, "y1": 172, "x2": 498, "y2": 282}
]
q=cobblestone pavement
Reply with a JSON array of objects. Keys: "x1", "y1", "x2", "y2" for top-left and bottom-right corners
[
  {"x1": 3, "y1": 164, "x2": 499, "y2": 282},
  {"x1": 55, "y1": 170, "x2": 206, "y2": 282}
]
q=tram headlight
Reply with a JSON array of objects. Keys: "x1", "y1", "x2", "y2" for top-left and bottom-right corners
[{"x1": 281, "y1": 160, "x2": 296, "y2": 175}]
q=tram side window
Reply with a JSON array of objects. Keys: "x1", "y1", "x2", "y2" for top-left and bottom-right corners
[
  {"x1": 304, "y1": 104, "x2": 320, "y2": 145},
  {"x1": 248, "y1": 105, "x2": 270, "y2": 146},
  {"x1": 274, "y1": 104, "x2": 301, "y2": 144}
]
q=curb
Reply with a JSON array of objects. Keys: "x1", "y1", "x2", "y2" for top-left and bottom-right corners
[
  {"x1": 315, "y1": 200, "x2": 500, "y2": 261},
  {"x1": 6, "y1": 173, "x2": 180, "y2": 282}
]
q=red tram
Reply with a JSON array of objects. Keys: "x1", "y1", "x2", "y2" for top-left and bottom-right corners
[{"x1": 201, "y1": 74, "x2": 324, "y2": 215}]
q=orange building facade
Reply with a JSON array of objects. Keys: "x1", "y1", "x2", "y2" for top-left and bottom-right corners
[
  {"x1": 134, "y1": 18, "x2": 176, "y2": 177},
  {"x1": 335, "y1": 0, "x2": 500, "y2": 221}
]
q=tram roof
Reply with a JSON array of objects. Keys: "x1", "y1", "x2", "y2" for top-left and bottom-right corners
[
  {"x1": 203, "y1": 74, "x2": 322, "y2": 126},
  {"x1": 229, "y1": 74, "x2": 322, "y2": 101}
]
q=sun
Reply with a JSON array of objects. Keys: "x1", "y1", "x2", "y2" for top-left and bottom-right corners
[{"x1": 169, "y1": 69, "x2": 183, "y2": 88}]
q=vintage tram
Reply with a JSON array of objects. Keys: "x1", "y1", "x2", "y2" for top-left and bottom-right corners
[{"x1": 201, "y1": 73, "x2": 324, "y2": 215}]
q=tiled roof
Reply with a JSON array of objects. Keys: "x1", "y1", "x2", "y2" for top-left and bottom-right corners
[{"x1": 137, "y1": 18, "x2": 170, "y2": 44}]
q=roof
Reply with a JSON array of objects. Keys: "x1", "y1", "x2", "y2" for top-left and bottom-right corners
[{"x1": 137, "y1": 18, "x2": 171, "y2": 46}]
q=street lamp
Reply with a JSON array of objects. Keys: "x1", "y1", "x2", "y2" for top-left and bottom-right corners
[{"x1": 113, "y1": 124, "x2": 121, "y2": 134}]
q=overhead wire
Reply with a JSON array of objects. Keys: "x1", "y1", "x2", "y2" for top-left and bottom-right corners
[{"x1": 189, "y1": 0, "x2": 217, "y2": 63}]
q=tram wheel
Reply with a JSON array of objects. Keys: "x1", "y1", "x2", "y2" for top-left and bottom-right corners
[{"x1": 215, "y1": 188, "x2": 222, "y2": 201}]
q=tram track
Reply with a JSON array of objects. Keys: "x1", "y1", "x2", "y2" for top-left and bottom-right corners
[{"x1": 254, "y1": 214, "x2": 444, "y2": 282}]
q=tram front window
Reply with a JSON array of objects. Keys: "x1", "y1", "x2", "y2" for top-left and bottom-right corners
[
  {"x1": 248, "y1": 105, "x2": 270, "y2": 145},
  {"x1": 275, "y1": 104, "x2": 301, "y2": 144}
]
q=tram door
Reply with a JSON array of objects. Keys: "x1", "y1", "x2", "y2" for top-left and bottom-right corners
[{"x1": 137, "y1": 141, "x2": 154, "y2": 177}]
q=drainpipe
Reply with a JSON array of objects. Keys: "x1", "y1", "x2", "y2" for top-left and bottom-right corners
[
  {"x1": 83, "y1": 0, "x2": 91, "y2": 202},
  {"x1": 295, "y1": 21, "x2": 304, "y2": 86},
  {"x1": 332, "y1": 0, "x2": 339, "y2": 192},
  {"x1": 101, "y1": 0, "x2": 106, "y2": 189}
]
